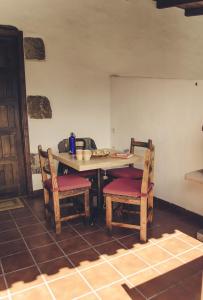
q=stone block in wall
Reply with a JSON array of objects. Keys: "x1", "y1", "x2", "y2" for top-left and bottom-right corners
[
  {"x1": 27, "y1": 96, "x2": 52, "y2": 119},
  {"x1": 24, "y1": 37, "x2": 45, "y2": 60},
  {"x1": 31, "y1": 153, "x2": 41, "y2": 174}
]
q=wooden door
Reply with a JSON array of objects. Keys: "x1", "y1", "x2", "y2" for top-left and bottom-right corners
[{"x1": 0, "y1": 36, "x2": 27, "y2": 198}]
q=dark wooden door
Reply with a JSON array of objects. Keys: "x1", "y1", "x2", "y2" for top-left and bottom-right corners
[{"x1": 0, "y1": 36, "x2": 26, "y2": 198}]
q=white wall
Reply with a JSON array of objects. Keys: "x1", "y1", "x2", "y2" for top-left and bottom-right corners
[
  {"x1": 111, "y1": 77, "x2": 203, "y2": 216},
  {"x1": 26, "y1": 50, "x2": 111, "y2": 190}
]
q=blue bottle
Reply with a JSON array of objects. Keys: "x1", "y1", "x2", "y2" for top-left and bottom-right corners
[{"x1": 69, "y1": 132, "x2": 76, "y2": 155}]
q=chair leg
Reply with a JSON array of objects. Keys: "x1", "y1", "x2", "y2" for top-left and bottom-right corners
[
  {"x1": 106, "y1": 196, "x2": 112, "y2": 233},
  {"x1": 43, "y1": 188, "x2": 50, "y2": 220},
  {"x1": 148, "y1": 190, "x2": 154, "y2": 223},
  {"x1": 53, "y1": 192, "x2": 61, "y2": 234},
  {"x1": 140, "y1": 196, "x2": 147, "y2": 242}
]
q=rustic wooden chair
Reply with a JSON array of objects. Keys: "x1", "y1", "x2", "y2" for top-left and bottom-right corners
[
  {"x1": 103, "y1": 145, "x2": 155, "y2": 242},
  {"x1": 38, "y1": 145, "x2": 91, "y2": 234},
  {"x1": 106, "y1": 139, "x2": 153, "y2": 180}
]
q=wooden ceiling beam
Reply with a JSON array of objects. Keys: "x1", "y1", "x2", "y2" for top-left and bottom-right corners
[
  {"x1": 157, "y1": 0, "x2": 200, "y2": 9},
  {"x1": 185, "y1": 7, "x2": 203, "y2": 15}
]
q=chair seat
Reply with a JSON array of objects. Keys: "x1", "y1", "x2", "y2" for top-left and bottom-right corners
[
  {"x1": 103, "y1": 178, "x2": 153, "y2": 198},
  {"x1": 107, "y1": 167, "x2": 143, "y2": 179},
  {"x1": 44, "y1": 175, "x2": 91, "y2": 192}
]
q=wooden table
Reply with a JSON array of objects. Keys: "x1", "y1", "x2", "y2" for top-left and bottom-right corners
[{"x1": 53, "y1": 152, "x2": 143, "y2": 209}]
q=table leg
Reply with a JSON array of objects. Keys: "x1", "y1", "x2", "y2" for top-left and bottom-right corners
[{"x1": 97, "y1": 168, "x2": 103, "y2": 211}]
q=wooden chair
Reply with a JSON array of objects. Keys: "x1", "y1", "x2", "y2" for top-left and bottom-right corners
[
  {"x1": 103, "y1": 145, "x2": 155, "y2": 242},
  {"x1": 106, "y1": 139, "x2": 153, "y2": 180},
  {"x1": 38, "y1": 145, "x2": 91, "y2": 234}
]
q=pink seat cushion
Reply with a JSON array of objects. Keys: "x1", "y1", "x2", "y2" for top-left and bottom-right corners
[
  {"x1": 44, "y1": 175, "x2": 91, "y2": 192},
  {"x1": 107, "y1": 167, "x2": 143, "y2": 179},
  {"x1": 103, "y1": 178, "x2": 153, "y2": 198}
]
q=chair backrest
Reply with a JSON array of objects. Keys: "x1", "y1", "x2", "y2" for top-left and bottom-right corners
[
  {"x1": 38, "y1": 145, "x2": 59, "y2": 192},
  {"x1": 141, "y1": 145, "x2": 155, "y2": 196},
  {"x1": 130, "y1": 138, "x2": 153, "y2": 154},
  {"x1": 58, "y1": 137, "x2": 97, "y2": 153}
]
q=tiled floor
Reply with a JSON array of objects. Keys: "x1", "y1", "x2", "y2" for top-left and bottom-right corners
[{"x1": 0, "y1": 196, "x2": 202, "y2": 299}]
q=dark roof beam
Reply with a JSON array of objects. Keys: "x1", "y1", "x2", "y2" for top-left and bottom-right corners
[
  {"x1": 157, "y1": 0, "x2": 200, "y2": 9},
  {"x1": 185, "y1": 6, "x2": 203, "y2": 15}
]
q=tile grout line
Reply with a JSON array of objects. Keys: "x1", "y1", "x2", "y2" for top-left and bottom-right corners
[
  {"x1": 108, "y1": 226, "x2": 203, "y2": 299},
  {"x1": 8, "y1": 211, "x2": 56, "y2": 300},
  {"x1": 24, "y1": 199, "x2": 202, "y2": 300},
  {"x1": 70, "y1": 224, "x2": 147, "y2": 300},
  {"x1": 150, "y1": 237, "x2": 198, "y2": 264},
  {"x1": 0, "y1": 259, "x2": 12, "y2": 300},
  {"x1": 24, "y1": 200, "x2": 101, "y2": 300}
]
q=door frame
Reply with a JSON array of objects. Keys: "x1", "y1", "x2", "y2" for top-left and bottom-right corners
[{"x1": 0, "y1": 25, "x2": 33, "y2": 195}]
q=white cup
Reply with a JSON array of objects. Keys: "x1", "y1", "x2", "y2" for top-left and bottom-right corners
[
  {"x1": 83, "y1": 150, "x2": 92, "y2": 161},
  {"x1": 76, "y1": 149, "x2": 83, "y2": 161}
]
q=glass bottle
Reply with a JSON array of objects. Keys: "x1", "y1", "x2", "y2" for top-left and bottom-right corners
[{"x1": 69, "y1": 132, "x2": 76, "y2": 155}]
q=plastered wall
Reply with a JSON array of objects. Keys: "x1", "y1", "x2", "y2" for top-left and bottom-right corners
[{"x1": 111, "y1": 77, "x2": 203, "y2": 216}]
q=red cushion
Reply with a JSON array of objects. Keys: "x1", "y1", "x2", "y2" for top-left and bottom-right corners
[
  {"x1": 107, "y1": 167, "x2": 143, "y2": 179},
  {"x1": 79, "y1": 170, "x2": 97, "y2": 177},
  {"x1": 44, "y1": 175, "x2": 91, "y2": 192},
  {"x1": 103, "y1": 178, "x2": 153, "y2": 198}
]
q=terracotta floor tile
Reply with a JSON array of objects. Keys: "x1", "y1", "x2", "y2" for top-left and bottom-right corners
[
  {"x1": 11, "y1": 208, "x2": 33, "y2": 219},
  {"x1": 12, "y1": 285, "x2": 53, "y2": 300},
  {"x1": 197, "y1": 244, "x2": 203, "y2": 251},
  {"x1": 0, "y1": 229, "x2": 21, "y2": 243},
  {"x1": 0, "y1": 220, "x2": 17, "y2": 232},
  {"x1": 49, "y1": 273, "x2": 90, "y2": 299},
  {"x1": 128, "y1": 268, "x2": 159, "y2": 286},
  {"x1": 51, "y1": 226, "x2": 79, "y2": 241},
  {"x1": 111, "y1": 227, "x2": 135, "y2": 239},
  {"x1": 155, "y1": 258, "x2": 183, "y2": 274},
  {"x1": 152, "y1": 285, "x2": 194, "y2": 300},
  {"x1": 15, "y1": 215, "x2": 39, "y2": 227},
  {"x1": 154, "y1": 257, "x2": 197, "y2": 285},
  {"x1": 95, "y1": 240, "x2": 129, "y2": 260},
  {"x1": 31, "y1": 243, "x2": 63, "y2": 263},
  {"x1": 69, "y1": 248, "x2": 103, "y2": 270},
  {"x1": 178, "y1": 249, "x2": 203, "y2": 263},
  {"x1": 39, "y1": 257, "x2": 75, "y2": 280},
  {"x1": 0, "y1": 275, "x2": 8, "y2": 297},
  {"x1": 148, "y1": 227, "x2": 180, "y2": 243},
  {"x1": 79, "y1": 293, "x2": 98, "y2": 300},
  {"x1": 158, "y1": 237, "x2": 192, "y2": 255},
  {"x1": 81, "y1": 262, "x2": 121, "y2": 289},
  {"x1": 135, "y1": 245, "x2": 172, "y2": 265},
  {"x1": 0, "y1": 239, "x2": 26, "y2": 258},
  {"x1": 5, "y1": 266, "x2": 43, "y2": 293},
  {"x1": 19, "y1": 223, "x2": 46, "y2": 237},
  {"x1": 111, "y1": 253, "x2": 148, "y2": 276},
  {"x1": 83, "y1": 230, "x2": 113, "y2": 246},
  {"x1": 133, "y1": 271, "x2": 176, "y2": 298},
  {"x1": 119, "y1": 235, "x2": 152, "y2": 251},
  {"x1": 98, "y1": 281, "x2": 145, "y2": 300},
  {"x1": 0, "y1": 212, "x2": 11, "y2": 222},
  {"x1": 177, "y1": 233, "x2": 202, "y2": 246},
  {"x1": 25, "y1": 232, "x2": 53, "y2": 249},
  {"x1": 180, "y1": 271, "x2": 202, "y2": 299},
  {"x1": 72, "y1": 223, "x2": 100, "y2": 235},
  {"x1": 58, "y1": 236, "x2": 90, "y2": 254},
  {"x1": 2, "y1": 251, "x2": 34, "y2": 273}
]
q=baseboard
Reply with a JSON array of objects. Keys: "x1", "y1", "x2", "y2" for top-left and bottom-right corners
[{"x1": 154, "y1": 197, "x2": 203, "y2": 226}]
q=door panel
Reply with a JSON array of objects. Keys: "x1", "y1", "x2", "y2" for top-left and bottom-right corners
[{"x1": 0, "y1": 37, "x2": 26, "y2": 198}]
